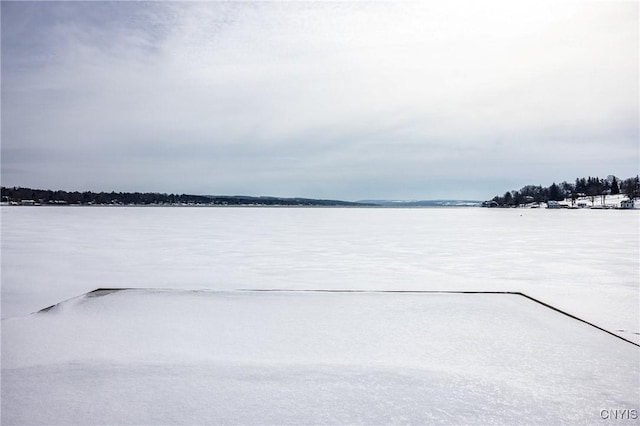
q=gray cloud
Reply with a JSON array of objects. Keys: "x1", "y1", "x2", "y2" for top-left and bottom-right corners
[{"x1": 2, "y1": 1, "x2": 638, "y2": 200}]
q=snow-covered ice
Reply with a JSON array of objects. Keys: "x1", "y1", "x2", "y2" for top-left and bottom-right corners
[
  {"x1": 2, "y1": 206, "x2": 638, "y2": 342},
  {"x1": 2, "y1": 289, "x2": 638, "y2": 425},
  {"x1": 1, "y1": 206, "x2": 639, "y2": 424}
]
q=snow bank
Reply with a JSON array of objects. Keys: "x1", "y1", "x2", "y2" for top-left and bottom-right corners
[{"x1": 2, "y1": 290, "x2": 638, "y2": 425}]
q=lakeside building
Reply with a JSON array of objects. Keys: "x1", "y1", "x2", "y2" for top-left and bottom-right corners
[{"x1": 620, "y1": 199, "x2": 635, "y2": 209}]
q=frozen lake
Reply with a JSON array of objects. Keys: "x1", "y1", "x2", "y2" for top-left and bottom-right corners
[
  {"x1": 2, "y1": 206, "x2": 639, "y2": 424},
  {"x1": 2, "y1": 206, "x2": 638, "y2": 342}
]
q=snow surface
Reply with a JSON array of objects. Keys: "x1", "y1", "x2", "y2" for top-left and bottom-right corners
[
  {"x1": 2, "y1": 206, "x2": 638, "y2": 343},
  {"x1": 2, "y1": 289, "x2": 638, "y2": 425},
  {"x1": 1, "y1": 206, "x2": 639, "y2": 424}
]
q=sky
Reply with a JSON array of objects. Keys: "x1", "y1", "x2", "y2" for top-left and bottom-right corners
[{"x1": 1, "y1": 1, "x2": 638, "y2": 201}]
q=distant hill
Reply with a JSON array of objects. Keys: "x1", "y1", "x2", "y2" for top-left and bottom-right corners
[
  {"x1": 358, "y1": 200, "x2": 481, "y2": 207},
  {"x1": 201, "y1": 195, "x2": 375, "y2": 207}
]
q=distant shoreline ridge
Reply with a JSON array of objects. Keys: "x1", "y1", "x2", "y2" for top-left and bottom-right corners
[
  {"x1": 1, "y1": 186, "x2": 482, "y2": 207},
  {"x1": 0, "y1": 186, "x2": 369, "y2": 207}
]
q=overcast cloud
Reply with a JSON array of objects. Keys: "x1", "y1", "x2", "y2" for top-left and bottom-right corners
[{"x1": 1, "y1": 1, "x2": 638, "y2": 200}]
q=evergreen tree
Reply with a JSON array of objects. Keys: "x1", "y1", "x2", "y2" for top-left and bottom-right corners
[
  {"x1": 611, "y1": 177, "x2": 620, "y2": 195},
  {"x1": 511, "y1": 191, "x2": 522, "y2": 207},
  {"x1": 575, "y1": 178, "x2": 587, "y2": 194},
  {"x1": 503, "y1": 191, "x2": 513, "y2": 206},
  {"x1": 548, "y1": 183, "x2": 564, "y2": 202},
  {"x1": 622, "y1": 176, "x2": 640, "y2": 199}
]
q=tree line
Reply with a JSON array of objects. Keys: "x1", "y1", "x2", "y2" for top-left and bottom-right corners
[
  {"x1": 489, "y1": 175, "x2": 639, "y2": 207},
  {"x1": 0, "y1": 187, "x2": 368, "y2": 207}
]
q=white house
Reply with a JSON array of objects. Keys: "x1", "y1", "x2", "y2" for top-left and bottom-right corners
[{"x1": 547, "y1": 201, "x2": 561, "y2": 209}]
